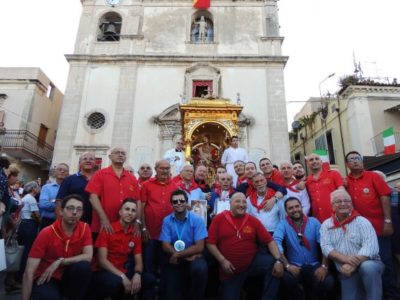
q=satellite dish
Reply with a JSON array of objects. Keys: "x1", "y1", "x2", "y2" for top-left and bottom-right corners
[{"x1": 291, "y1": 121, "x2": 301, "y2": 130}]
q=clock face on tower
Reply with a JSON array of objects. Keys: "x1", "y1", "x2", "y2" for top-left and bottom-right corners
[{"x1": 106, "y1": 0, "x2": 121, "y2": 6}]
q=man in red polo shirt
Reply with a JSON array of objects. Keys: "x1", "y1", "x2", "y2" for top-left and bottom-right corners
[
  {"x1": 86, "y1": 146, "x2": 140, "y2": 235},
  {"x1": 207, "y1": 192, "x2": 283, "y2": 300},
  {"x1": 345, "y1": 150, "x2": 400, "y2": 300},
  {"x1": 137, "y1": 163, "x2": 153, "y2": 189},
  {"x1": 92, "y1": 198, "x2": 154, "y2": 300},
  {"x1": 305, "y1": 153, "x2": 344, "y2": 222},
  {"x1": 22, "y1": 194, "x2": 92, "y2": 300},
  {"x1": 259, "y1": 157, "x2": 283, "y2": 185},
  {"x1": 141, "y1": 159, "x2": 177, "y2": 298}
]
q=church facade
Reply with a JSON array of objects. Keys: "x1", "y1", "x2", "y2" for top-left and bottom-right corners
[{"x1": 53, "y1": 0, "x2": 289, "y2": 171}]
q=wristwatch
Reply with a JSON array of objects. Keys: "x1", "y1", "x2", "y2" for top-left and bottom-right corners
[
  {"x1": 285, "y1": 264, "x2": 290, "y2": 270},
  {"x1": 135, "y1": 219, "x2": 142, "y2": 225},
  {"x1": 321, "y1": 264, "x2": 328, "y2": 270},
  {"x1": 384, "y1": 219, "x2": 392, "y2": 224},
  {"x1": 142, "y1": 227, "x2": 147, "y2": 232},
  {"x1": 134, "y1": 271, "x2": 142, "y2": 276}
]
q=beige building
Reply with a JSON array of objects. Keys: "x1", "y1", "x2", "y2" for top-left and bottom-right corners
[
  {"x1": 0, "y1": 67, "x2": 63, "y2": 181},
  {"x1": 289, "y1": 78, "x2": 400, "y2": 180},
  {"x1": 53, "y1": 0, "x2": 290, "y2": 172}
]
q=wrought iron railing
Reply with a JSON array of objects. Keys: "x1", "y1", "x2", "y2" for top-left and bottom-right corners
[
  {"x1": 0, "y1": 130, "x2": 54, "y2": 162},
  {"x1": 370, "y1": 131, "x2": 400, "y2": 155}
]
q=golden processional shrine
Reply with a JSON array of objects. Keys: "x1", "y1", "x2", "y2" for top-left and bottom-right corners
[{"x1": 179, "y1": 96, "x2": 242, "y2": 178}]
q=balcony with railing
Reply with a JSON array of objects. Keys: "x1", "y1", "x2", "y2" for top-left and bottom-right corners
[
  {"x1": 371, "y1": 131, "x2": 400, "y2": 155},
  {"x1": 0, "y1": 130, "x2": 54, "y2": 163}
]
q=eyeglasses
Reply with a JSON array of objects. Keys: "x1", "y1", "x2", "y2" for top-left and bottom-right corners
[
  {"x1": 172, "y1": 199, "x2": 186, "y2": 205},
  {"x1": 297, "y1": 232, "x2": 304, "y2": 246},
  {"x1": 65, "y1": 206, "x2": 83, "y2": 213},
  {"x1": 56, "y1": 168, "x2": 68, "y2": 172},
  {"x1": 333, "y1": 199, "x2": 351, "y2": 205},
  {"x1": 111, "y1": 151, "x2": 126, "y2": 156},
  {"x1": 140, "y1": 167, "x2": 151, "y2": 170},
  {"x1": 346, "y1": 156, "x2": 362, "y2": 163}
]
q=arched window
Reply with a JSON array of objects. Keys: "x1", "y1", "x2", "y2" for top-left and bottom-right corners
[
  {"x1": 97, "y1": 12, "x2": 122, "y2": 42},
  {"x1": 191, "y1": 12, "x2": 214, "y2": 43}
]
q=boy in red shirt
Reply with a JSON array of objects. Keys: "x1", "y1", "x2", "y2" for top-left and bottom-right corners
[
  {"x1": 22, "y1": 194, "x2": 92, "y2": 300},
  {"x1": 91, "y1": 198, "x2": 154, "y2": 300}
]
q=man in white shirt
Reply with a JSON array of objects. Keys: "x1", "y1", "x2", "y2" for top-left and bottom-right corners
[
  {"x1": 221, "y1": 136, "x2": 248, "y2": 187},
  {"x1": 320, "y1": 189, "x2": 384, "y2": 300},
  {"x1": 164, "y1": 138, "x2": 186, "y2": 176}
]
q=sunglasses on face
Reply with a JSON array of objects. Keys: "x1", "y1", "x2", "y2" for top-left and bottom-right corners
[{"x1": 172, "y1": 199, "x2": 186, "y2": 205}]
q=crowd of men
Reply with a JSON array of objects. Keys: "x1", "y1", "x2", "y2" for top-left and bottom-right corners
[{"x1": 0, "y1": 135, "x2": 399, "y2": 300}]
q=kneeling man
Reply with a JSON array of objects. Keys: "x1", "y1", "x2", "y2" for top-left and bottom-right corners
[
  {"x1": 207, "y1": 192, "x2": 283, "y2": 300},
  {"x1": 160, "y1": 189, "x2": 208, "y2": 300},
  {"x1": 22, "y1": 194, "x2": 92, "y2": 300},
  {"x1": 320, "y1": 189, "x2": 384, "y2": 300},
  {"x1": 92, "y1": 198, "x2": 153, "y2": 300}
]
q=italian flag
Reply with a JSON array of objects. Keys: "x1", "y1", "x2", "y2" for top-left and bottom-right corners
[
  {"x1": 313, "y1": 149, "x2": 330, "y2": 170},
  {"x1": 313, "y1": 149, "x2": 329, "y2": 163},
  {"x1": 383, "y1": 127, "x2": 396, "y2": 155},
  {"x1": 193, "y1": 0, "x2": 210, "y2": 9}
]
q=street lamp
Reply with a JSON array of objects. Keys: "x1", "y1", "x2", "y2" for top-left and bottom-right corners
[{"x1": 319, "y1": 73, "x2": 335, "y2": 100}]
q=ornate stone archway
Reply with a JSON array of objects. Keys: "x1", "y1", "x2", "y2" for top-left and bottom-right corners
[{"x1": 180, "y1": 97, "x2": 243, "y2": 160}]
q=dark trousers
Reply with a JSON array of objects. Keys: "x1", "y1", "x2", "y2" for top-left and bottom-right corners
[
  {"x1": 31, "y1": 261, "x2": 91, "y2": 300},
  {"x1": 219, "y1": 250, "x2": 280, "y2": 300},
  {"x1": 16, "y1": 219, "x2": 38, "y2": 282},
  {"x1": 378, "y1": 236, "x2": 400, "y2": 300},
  {"x1": 39, "y1": 217, "x2": 55, "y2": 231},
  {"x1": 165, "y1": 257, "x2": 208, "y2": 300},
  {"x1": 91, "y1": 270, "x2": 155, "y2": 300},
  {"x1": 143, "y1": 239, "x2": 167, "y2": 299},
  {"x1": 280, "y1": 264, "x2": 335, "y2": 300}
]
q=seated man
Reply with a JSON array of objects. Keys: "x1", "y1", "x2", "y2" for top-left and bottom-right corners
[
  {"x1": 320, "y1": 189, "x2": 384, "y2": 300},
  {"x1": 207, "y1": 192, "x2": 283, "y2": 300},
  {"x1": 92, "y1": 198, "x2": 153, "y2": 300},
  {"x1": 22, "y1": 194, "x2": 92, "y2": 300},
  {"x1": 273, "y1": 197, "x2": 334, "y2": 300},
  {"x1": 160, "y1": 189, "x2": 208, "y2": 300}
]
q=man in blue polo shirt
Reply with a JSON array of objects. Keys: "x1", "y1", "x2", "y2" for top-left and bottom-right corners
[
  {"x1": 39, "y1": 163, "x2": 69, "y2": 230},
  {"x1": 56, "y1": 152, "x2": 96, "y2": 224},
  {"x1": 160, "y1": 189, "x2": 208, "y2": 300},
  {"x1": 273, "y1": 197, "x2": 334, "y2": 300}
]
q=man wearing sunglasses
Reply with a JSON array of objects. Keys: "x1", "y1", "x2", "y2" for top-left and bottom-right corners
[
  {"x1": 345, "y1": 150, "x2": 400, "y2": 300},
  {"x1": 160, "y1": 189, "x2": 208, "y2": 300},
  {"x1": 273, "y1": 197, "x2": 334, "y2": 300},
  {"x1": 22, "y1": 194, "x2": 92, "y2": 300}
]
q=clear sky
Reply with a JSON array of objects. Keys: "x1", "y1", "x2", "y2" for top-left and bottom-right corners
[{"x1": 1, "y1": 0, "x2": 399, "y2": 129}]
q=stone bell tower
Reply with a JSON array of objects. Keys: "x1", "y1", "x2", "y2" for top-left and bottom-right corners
[{"x1": 53, "y1": 0, "x2": 289, "y2": 171}]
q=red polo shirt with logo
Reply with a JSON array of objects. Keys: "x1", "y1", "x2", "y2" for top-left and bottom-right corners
[
  {"x1": 29, "y1": 219, "x2": 92, "y2": 280},
  {"x1": 141, "y1": 178, "x2": 176, "y2": 239},
  {"x1": 85, "y1": 166, "x2": 140, "y2": 232},
  {"x1": 346, "y1": 170, "x2": 391, "y2": 235},
  {"x1": 306, "y1": 169, "x2": 344, "y2": 222},
  {"x1": 207, "y1": 212, "x2": 273, "y2": 280},
  {"x1": 94, "y1": 221, "x2": 142, "y2": 273}
]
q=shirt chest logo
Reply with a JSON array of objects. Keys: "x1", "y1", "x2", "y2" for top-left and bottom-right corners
[{"x1": 242, "y1": 225, "x2": 253, "y2": 234}]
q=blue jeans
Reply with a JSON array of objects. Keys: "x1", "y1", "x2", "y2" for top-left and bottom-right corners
[
  {"x1": 378, "y1": 236, "x2": 400, "y2": 299},
  {"x1": 16, "y1": 219, "x2": 39, "y2": 282},
  {"x1": 31, "y1": 261, "x2": 91, "y2": 300},
  {"x1": 281, "y1": 264, "x2": 335, "y2": 300},
  {"x1": 219, "y1": 250, "x2": 279, "y2": 300},
  {"x1": 165, "y1": 257, "x2": 208, "y2": 300},
  {"x1": 340, "y1": 260, "x2": 384, "y2": 300}
]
